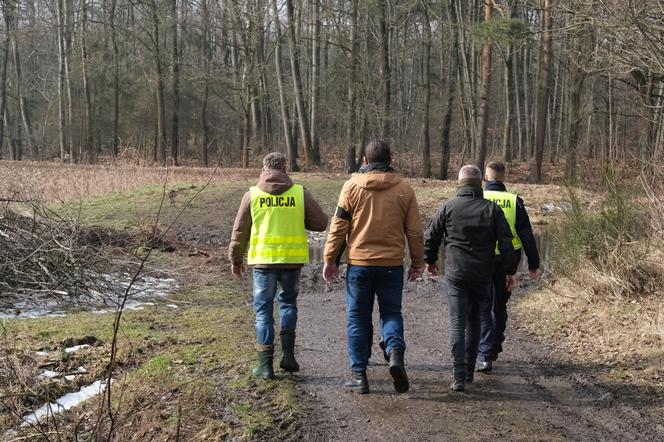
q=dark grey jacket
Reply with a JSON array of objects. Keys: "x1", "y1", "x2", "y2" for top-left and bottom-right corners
[{"x1": 424, "y1": 185, "x2": 517, "y2": 281}]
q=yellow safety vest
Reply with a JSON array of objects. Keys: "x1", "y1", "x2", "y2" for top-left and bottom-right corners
[
  {"x1": 247, "y1": 184, "x2": 309, "y2": 265},
  {"x1": 484, "y1": 190, "x2": 523, "y2": 254}
]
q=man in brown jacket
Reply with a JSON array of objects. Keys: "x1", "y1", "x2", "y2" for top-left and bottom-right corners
[
  {"x1": 323, "y1": 140, "x2": 425, "y2": 394},
  {"x1": 229, "y1": 152, "x2": 328, "y2": 379}
]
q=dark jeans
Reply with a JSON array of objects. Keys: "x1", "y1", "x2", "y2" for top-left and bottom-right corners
[
  {"x1": 252, "y1": 268, "x2": 301, "y2": 346},
  {"x1": 346, "y1": 265, "x2": 405, "y2": 372},
  {"x1": 444, "y1": 276, "x2": 492, "y2": 375},
  {"x1": 478, "y1": 264, "x2": 511, "y2": 362}
]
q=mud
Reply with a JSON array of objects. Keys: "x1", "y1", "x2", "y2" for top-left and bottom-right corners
[{"x1": 293, "y1": 269, "x2": 664, "y2": 441}]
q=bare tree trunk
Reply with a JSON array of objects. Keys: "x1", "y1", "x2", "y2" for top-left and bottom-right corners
[
  {"x1": 285, "y1": 0, "x2": 314, "y2": 166},
  {"x1": 64, "y1": 0, "x2": 74, "y2": 162},
  {"x1": 475, "y1": 0, "x2": 493, "y2": 171},
  {"x1": 310, "y1": 0, "x2": 320, "y2": 163},
  {"x1": 80, "y1": 0, "x2": 94, "y2": 161},
  {"x1": 421, "y1": 2, "x2": 431, "y2": 177},
  {"x1": 150, "y1": 0, "x2": 167, "y2": 166},
  {"x1": 109, "y1": 0, "x2": 119, "y2": 163},
  {"x1": 440, "y1": 1, "x2": 458, "y2": 180},
  {"x1": 345, "y1": 0, "x2": 359, "y2": 173},
  {"x1": 0, "y1": 30, "x2": 7, "y2": 158},
  {"x1": 379, "y1": 0, "x2": 390, "y2": 139},
  {"x1": 56, "y1": 0, "x2": 67, "y2": 161},
  {"x1": 171, "y1": 0, "x2": 180, "y2": 165},
  {"x1": 270, "y1": 0, "x2": 297, "y2": 171},
  {"x1": 533, "y1": 0, "x2": 553, "y2": 182},
  {"x1": 200, "y1": 0, "x2": 211, "y2": 166}
]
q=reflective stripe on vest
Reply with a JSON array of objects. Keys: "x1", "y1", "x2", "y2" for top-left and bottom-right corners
[
  {"x1": 484, "y1": 190, "x2": 523, "y2": 254},
  {"x1": 247, "y1": 184, "x2": 309, "y2": 265}
]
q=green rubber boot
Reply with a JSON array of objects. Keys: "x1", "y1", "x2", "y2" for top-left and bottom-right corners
[
  {"x1": 279, "y1": 330, "x2": 300, "y2": 373},
  {"x1": 251, "y1": 345, "x2": 275, "y2": 380}
]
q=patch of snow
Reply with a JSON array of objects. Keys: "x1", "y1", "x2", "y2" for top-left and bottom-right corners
[
  {"x1": 167, "y1": 304, "x2": 179, "y2": 309},
  {"x1": 64, "y1": 344, "x2": 90, "y2": 354},
  {"x1": 35, "y1": 351, "x2": 49, "y2": 357},
  {"x1": 37, "y1": 370, "x2": 59, "y2": 380},
  {"x1": 21, "y1": 380, "x2": 110, "y2": 427}
]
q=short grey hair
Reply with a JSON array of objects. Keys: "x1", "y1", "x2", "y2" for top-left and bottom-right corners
[
  {"x1": 458, "y1": 164, "x2": 482, "y2": 180},
  {"x1": 263, "y1": 152, "x2": 287, "y2": 170}
]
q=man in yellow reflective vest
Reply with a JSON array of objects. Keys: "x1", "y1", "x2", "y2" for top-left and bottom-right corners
[
  {"x1": 476, "y1": 161, "x2": 541, "y2": 373},
  {"x1": 229, "y1": 152, "x2": 328, "y2": 379}
]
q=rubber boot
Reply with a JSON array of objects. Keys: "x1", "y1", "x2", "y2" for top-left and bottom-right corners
[
  {"x1": 388, "y1": 348, "x2": 409, "y2": 393},
  {"x1": 279, "y1": 330, "x2": 300, "y2": 373},
  {"x1": 344, "y1": 371, "x2": 369, "y2": 394},
  {"x1": 251, "y1": 345, "x2": 275, "y2": 380},
  {"x1": 450, "y1": 371, "x2": 465, "y2": 392}
]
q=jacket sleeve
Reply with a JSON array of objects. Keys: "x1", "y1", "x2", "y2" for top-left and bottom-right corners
[
  {"x1": 495, "y1": 206, "x2": 517, "y2": 275},
  {"x1": 423, "y1": 205, "x2": 446, "y2": 265},
  {"x1": 323, "y1": 182, "x2": 352, "y2": 265},
  {"x1": 515, "y1": 196, "x2": 540, "y2": 270},
  {"x1": 303, "y1": 189, "x2": 329, "y2": 232},
  {"x1": 404, "y1": 189, "x2": 425, "y2": 268},
  {"x1": 228, "y1": 191, "x2": 252, "y2": 265}
]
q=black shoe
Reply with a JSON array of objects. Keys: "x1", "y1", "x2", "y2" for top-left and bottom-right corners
[
  {"x1": 450, "y1": 372, "x2": 465, "y2": 392},
  {"x1": 465, "y1": 364, "x2": 474, "y2": 384},
  {"x1": 344, "y1": 371, "x2": 369, "y2": 394},
  {"x1": 251, "y1": 346, "x2": 275, "y2": 380},
  {"x1": 476, "y1": 360, "x2": 492, "y2": 373},
  {"x1": 279, "y1": 330, "x2": 300, "y2": 373},
  {"x1": 388, "y1": 348, "x2": 409, "y2": 393},
  {"x1": 378, "y1": 337, "x2": 389, "y2": 362}
]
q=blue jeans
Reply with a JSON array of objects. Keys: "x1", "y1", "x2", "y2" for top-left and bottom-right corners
[
  {"x1": 252, "y1": 268, "x2": 301, "y2": 345},
  {"x1": 346, "y1": 265, "x2": 405, "y2": 372}
]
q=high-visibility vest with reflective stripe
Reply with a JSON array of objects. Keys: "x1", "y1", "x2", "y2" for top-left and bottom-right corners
[
  {"x1": 247, "y1": 184, "x2": 309, "y2": 265},
  {"x1": 484, "y1": 190, "x2": 523, "y2": 254}
]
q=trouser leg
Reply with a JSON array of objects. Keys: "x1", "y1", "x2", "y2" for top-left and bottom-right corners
[
  {"x1": 376, "y1": 266, "x2": 405, "y2": 354},
  {"x1": 466, "y1": 281, "x2": 491, "y2": 369},
  {"x1": 346, "y1": 265, "x2": 374, "y2": 372},
  {"x1": 492, "y1": 265, "x2": 510, "y2": 358},
  {"x1": 252, "y1": 269, "x2": 277, "y2": 346},
  {"x1": 277, "y1": 269, "x2": 301, "y2": 332},
  {"x1": 445, "y1": 277, "x2": 470, "y2": 375}
]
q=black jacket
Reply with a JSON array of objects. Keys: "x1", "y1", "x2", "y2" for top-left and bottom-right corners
[
  {"x1": 424, "y1": 185, "x2": 517, "y2": 281},
  {"x1": 485, "y1": 180, "x2": 540, "y2": 270}
]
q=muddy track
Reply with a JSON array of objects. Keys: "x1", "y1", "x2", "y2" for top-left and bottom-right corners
[{"x1": 291, "y1": 270, "x2": 664, "y2": 441}]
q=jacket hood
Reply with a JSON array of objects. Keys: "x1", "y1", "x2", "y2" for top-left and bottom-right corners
[
  {"x1": 351, "y1": 170, "x2": 402, "y2": 190},
  {"x1": 257, "y1": 169, "x2": 293, "y2": 195},
  {"x1": 456, "y1": 185, "x2": 484, "y2": 198}
]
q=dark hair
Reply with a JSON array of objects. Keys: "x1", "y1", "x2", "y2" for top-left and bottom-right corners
[
  {"x1": 263, "y1": 152, "x2": 287, "y2": 170},
  {"x1": 365, "y1": 139, "x2": 391, "y2": 164},
  {"x1": 486, "y1": 161, "x2": 506, "y2": 173}
]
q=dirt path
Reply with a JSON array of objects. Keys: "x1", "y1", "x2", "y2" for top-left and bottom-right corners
[{"x1": 293, "y1": 271, "x2": 664, "y2": 441}]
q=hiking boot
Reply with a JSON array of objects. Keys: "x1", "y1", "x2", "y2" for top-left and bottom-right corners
[
  {"x1": 388, "y1": 348, "x2": 409, "y2": 393},
  {"x1": 378, "y1": 336, "x2": 389, "y2": 363},
  {"x1": 450, "y1": 372, "x2": 465, "y2": 392},
  {"x1": 279, "y1": 330, "x2": 300, "y2": 373},
  {"x1": 465, "y1": 364, "x2": 474, "y2": 384},
  {"x1": 251, "y1": 345, "x2": 275, "y2": 380},
  {"x1": 344, "y1": 371, "x2": 369, "y2": 394},
  {"x1": 476, "y1": 360, "x2": 493, "y2": 373}
]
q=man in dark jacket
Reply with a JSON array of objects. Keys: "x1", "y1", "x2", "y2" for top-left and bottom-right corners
[
  {"x1": 424, "y1": 165, "x2": 516, "y2": 392},
  {"x1": 476, "y1": 161, "x2": 541, "y2": 373},
  {"x1": 229, "y1": 152, "x2": 328, "y2": 379}
]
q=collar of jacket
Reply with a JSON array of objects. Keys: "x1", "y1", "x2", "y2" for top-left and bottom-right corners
[
  {"x1": 257, "y1": 169, "x2": 294, "y2": 195},
  {"x1": 456, "y1": 183, "x2": 484, "y2": 198},
  {"x1": 359, "y1": 162, "x2": 395, "y2": 173},
  {"x1": 485, "y1": 180, "x2": 507, "y2": 192}
]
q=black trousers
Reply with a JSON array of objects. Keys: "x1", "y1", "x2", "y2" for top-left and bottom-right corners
[{"x1": 444, "y1": 276, "x2": 492, "y2": 375}]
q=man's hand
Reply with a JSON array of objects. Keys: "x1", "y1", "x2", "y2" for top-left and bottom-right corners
[
  {"x1": 323, "y1": 262, "x2": 339, "y2": 282},
  {"x1": 529, "y1": 268, "x2": 541, "y2": 279},
  {"x1": 426, "y1": 263, "x2": 438, "y2": 276},
  {"x1": 506, "y1": 274, "x2": 517, "y2": 291},
  {"x1": 407, "y1": 266, "x2": 424, "y2": 282},
  {"x1": 231, "y1": 263, "x2": 244, "y2": 279}
]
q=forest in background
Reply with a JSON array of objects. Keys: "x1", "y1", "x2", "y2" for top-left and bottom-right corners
[{"x1": 0, "y1": 0, "x2": 663, "y2": 182}]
